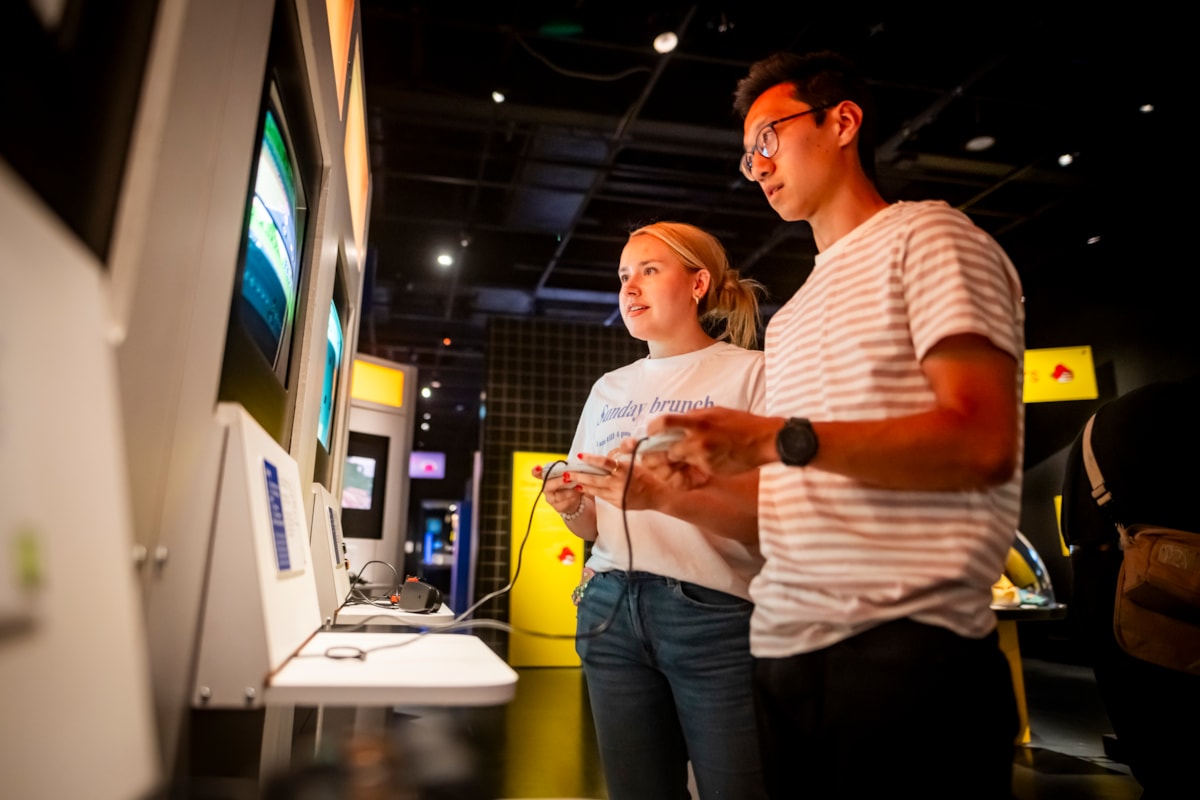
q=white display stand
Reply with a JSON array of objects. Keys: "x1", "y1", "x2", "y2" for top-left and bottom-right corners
[
  {"x1": 193, "y1": 404, "x2": 516, "y2": 710},
  {"x1": 309, "y1": 484, "x2": 352, "y2": 626},
  {"x1": 193, "y1": 404, "x2": 324, "y2": 708},
  {"x1": 1, "y1": 163, "x2": 160, "y2": 800}
]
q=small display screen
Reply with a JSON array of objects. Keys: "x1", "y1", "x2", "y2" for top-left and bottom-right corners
[
  {"x1": 342, "y1": 455, "x2": 376, "y2": 510},
  {"x1": 410, "y1": 451, "x2": 446, "y2": 480},
  {"x1": 341, "y1": 431, "x2": 389, "y2": 540}
]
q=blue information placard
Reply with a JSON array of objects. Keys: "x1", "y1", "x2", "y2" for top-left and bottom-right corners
[
  {"x1": 328, "y1": 506, "x2": 341, "y2": 567},
  {"x1": 264, "y1": 459, "x2": 291, "y2": 572}
]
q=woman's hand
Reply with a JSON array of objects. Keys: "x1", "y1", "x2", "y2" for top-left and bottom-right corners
[{"x1": 531, "y1": 463, "x2": 588, "y2": 514}]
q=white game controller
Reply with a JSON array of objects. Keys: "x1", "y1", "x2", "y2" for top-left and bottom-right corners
[
  {"x1": 541, "y1": 460, "x2": 610, "y2": 480},
  {"x1": 637, "y1": 428, "x2": 686, "y2": 454}
]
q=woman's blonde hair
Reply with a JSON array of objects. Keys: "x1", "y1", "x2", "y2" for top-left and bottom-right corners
[{"x1": 627, "y1": 221, "x2": 764, "y2": 349}]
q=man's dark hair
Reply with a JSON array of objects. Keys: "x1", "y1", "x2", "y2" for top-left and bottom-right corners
[{"x1": 734, "y1": 50, "x2": 878, "y2": 183}]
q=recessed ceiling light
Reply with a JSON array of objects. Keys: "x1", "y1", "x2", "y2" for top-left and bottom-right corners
[
  {"x1": 1057, "y1": 153, "x2": 1074, "y2": 167},
  {"x1": 1087, "y1": 236, "x2": 1101, "y2": 245},
  {"x1": 420, "y1": 422, "x2": 430, "y2": 431},
  {"x1": 437, "y1": 253, "x2": 454, "y2": 267},
  {"x1": 1139, "y1": 103, "x2": 1154, "y2": 114},
  {"x1": 653, "y1": 31, "x2": 678, "y2": 54},
  {"x1": 421, "y1": 387, "x2": 432, "y2": 398},
  {"x1": 964, "y1": 135, "x2": 996, "y2": 152},
  {"x1": 492, "y1": 90, "x2": 505, "y2": 104}
]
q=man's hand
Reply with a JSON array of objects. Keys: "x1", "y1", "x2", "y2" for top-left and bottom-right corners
[
  {"x1": 566, "y1": 451, "x2": 668, "y2": 511},
  {"x1": 618, "y1": 408, "x2": 783, "y2": 478}
]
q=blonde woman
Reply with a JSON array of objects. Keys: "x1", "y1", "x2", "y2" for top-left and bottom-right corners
[{"x1": 536, "y1": 221, "x2": 768, "y2": 800}]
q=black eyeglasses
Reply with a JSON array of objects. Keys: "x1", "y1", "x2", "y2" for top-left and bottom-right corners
[{"x1": 739, "y1": 106, "x2": 830, "y2": 181}]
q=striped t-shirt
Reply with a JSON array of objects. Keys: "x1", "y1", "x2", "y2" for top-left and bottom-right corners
[{"x1": 751, "y1": 200, "x2": 1025, "y2": 658}]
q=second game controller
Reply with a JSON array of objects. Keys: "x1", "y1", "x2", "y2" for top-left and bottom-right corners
[{"x1": 637, "y1": 428, "x2": 686, "y2": 453}]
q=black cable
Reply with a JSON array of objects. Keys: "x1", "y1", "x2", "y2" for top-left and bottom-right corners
[
  {"x1": 342, "y1": 559, "x2": 399, "y2": 610},
  {"x1": 314, "y1": 437, "x2": 654, "y2": 660}
]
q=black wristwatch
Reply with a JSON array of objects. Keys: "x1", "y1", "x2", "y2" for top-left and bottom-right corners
[{"x1": 776, "y1": 417, "x2": 819, "y2": 467}]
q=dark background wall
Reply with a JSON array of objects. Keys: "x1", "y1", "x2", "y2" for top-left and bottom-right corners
[{"x1": 472, "y1": 317, "x2": 647, "y2": 654}]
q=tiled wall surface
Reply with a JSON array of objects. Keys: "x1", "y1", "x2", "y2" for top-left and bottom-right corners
[{"x1": 476, "y1": 316, "x2": 646, "y2": 655}]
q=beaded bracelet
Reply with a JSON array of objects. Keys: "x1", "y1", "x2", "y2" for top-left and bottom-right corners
[{"x1": 560, "y1": 494, "x2": 587, "y2": 521}]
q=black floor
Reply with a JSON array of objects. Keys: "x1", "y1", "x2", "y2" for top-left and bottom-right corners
[
  {"x1": 348, "y1": 655, "x2": 1141, "y2": 800},
  {"x1": 1010, "y1": 657, "x2": 1140, "y2": 800}
]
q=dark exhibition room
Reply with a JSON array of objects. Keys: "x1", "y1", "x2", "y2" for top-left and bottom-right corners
[{"x1": 2, "y1": 2, "x2": 1194, "y2": 799}]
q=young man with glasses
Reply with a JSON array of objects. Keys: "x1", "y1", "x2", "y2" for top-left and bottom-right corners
[{"x1": 635, "y1": 51, "x2": 1025, "y2": 798}]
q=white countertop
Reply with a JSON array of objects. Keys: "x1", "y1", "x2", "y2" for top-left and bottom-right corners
[
  {"x1": 266, "y1": 631, "x2": 518, "y2": 706},
  {"x1": 334, "y1": 601, "x2": 456, "y2": 626}
]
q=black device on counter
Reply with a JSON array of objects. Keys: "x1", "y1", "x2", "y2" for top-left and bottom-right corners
[{"x1": 397, "y1": 576, "x2": 442, "y2": 612}]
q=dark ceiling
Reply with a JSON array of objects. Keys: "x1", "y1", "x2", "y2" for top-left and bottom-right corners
[{"x1": 355, "y1": 2, "x2": 1178, "y2": 447}]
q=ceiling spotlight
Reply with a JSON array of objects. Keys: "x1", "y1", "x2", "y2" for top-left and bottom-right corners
[
  {"x1": 711, "y1": 12, "x2": 735, "y2": 33},
  {"x1": 423, "y1": 413, "x2": 431, "y2": 420},
  {"x1": 420, "y1": 422, "x2": 430, "y2": 431},
  {"x1": 964, "y1": 135, "x2": 995, "y2": 153},
  {"x1": 1057, "y1": 153, "x2": 1075, "y2": 167},
  {"x1": 491, "y1": 90, "x2": 506, "y2": 104},
  {"x1": 653, "y1": 31, "x2": 678, "y2": 54},
  {"x1": 430, "y1": 380, "x2": 442, "y2": 388},
  {"x1": 1087, "y1": 236, "x2": 1102, "y2": 245},
  {"x1": 1139, "y1": 103, "x2": 1155, "y2": 114},
  {"x1": 437, "y1": 253, "x2": 454, "y2": 267},
  {"x1": 421, "y1": 386, "x2": 432, "y2": 398}
]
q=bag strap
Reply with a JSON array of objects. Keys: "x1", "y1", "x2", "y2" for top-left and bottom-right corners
[
  {"x1": 1081, "y1": 414, "x2": 1114, "y2": 509},
  {"x1": 1081, "y1": 413, "x2": 1132, "y2": 547}
]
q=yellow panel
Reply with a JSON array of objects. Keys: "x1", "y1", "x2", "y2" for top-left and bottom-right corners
[
  {"x1": 345, "y1": 44, "x2": 370, "y2": 259},
  {"x1": 325, "y1": 0, "x2": 354, "y2": 118},
  {"x1": 349, "y1": 359, "x2": 404, "y2": 408},
  {"x1": 1054, "y1": 494, "x2": 1068, "y2": 556},
  {"x1": 1023, "y1": 345, "x2": 1098, "y2": 403},
  {"x1": 509, "y1": 452, "x2": 584, "y2": 667}
]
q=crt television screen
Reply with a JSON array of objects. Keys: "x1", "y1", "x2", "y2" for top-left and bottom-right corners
[
  {"x1": 317, "y1": 300, "x2": 344, "y2": 449},
  {"x1": 239, "y1": 98, "x2": 302, "y2": 375}
]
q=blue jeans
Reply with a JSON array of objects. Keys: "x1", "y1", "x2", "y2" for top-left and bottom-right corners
[{"x1": 575, "y1": 570, "x2": 767, "y2": 800}]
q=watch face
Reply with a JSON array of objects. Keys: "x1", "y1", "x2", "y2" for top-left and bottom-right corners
[{"x1": 778, "y1": 418, "x2": 818, "y2": 466}]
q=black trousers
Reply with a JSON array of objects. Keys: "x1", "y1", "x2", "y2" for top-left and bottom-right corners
[{"x1": 753, "y1": 618, "x2": 1018, "y2": 800}]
